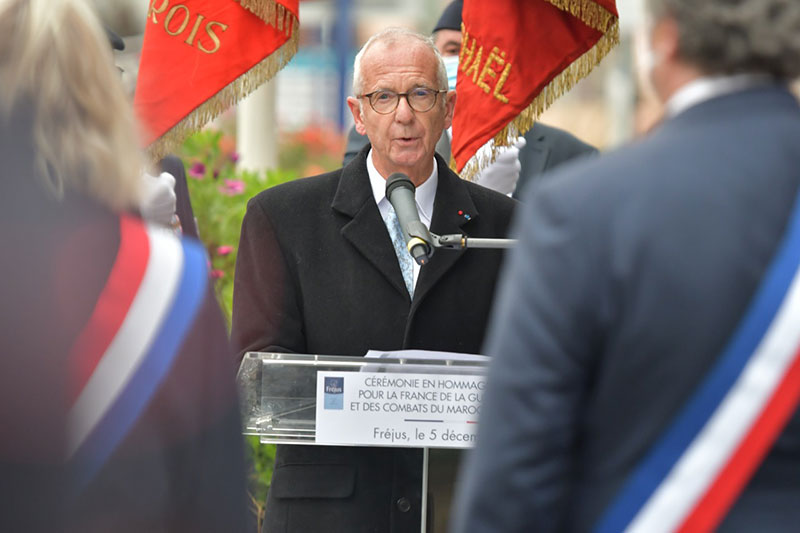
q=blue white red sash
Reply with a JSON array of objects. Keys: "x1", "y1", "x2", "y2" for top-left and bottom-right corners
[
  {"x1": 595, "y1": 195, "x2": 800, "y2": 533},
  {"x1": 67, "y1": 216, "x2": 208, "y2": 489}
]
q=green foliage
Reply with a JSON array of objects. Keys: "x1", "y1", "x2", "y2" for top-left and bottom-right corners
[
  {"x1": 177, "y1": 125, "x2": 344, "y2": 530},
  {"x1": 178, "y1": 130, "x2": 293, "y2": 528},
  {"x1": 179, "y1": 130, "x2": 296, "y2": 327},
  {"x1": 245, "y1": 435, "x2": 276, "y2": 529}
]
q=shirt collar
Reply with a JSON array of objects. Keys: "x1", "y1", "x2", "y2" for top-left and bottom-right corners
[
  {"x1": 367, "y1": 149, "x2": 437, "y2": 222},
  {"x1": 666, "y1": 73, "x2": 774, "y2": 118}
]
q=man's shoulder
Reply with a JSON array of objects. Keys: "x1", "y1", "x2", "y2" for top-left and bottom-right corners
[
  {"x1": 518, "y1": 128, "x2": 710, "y2": 226},
  {"x1": 530, "y1": 136, "x2": 656, "y2": 199},
  {"x1": 462, "y1": 178, "x2": 517, "y2": 211},
  {"x1": 249, "y1": 168, "x2": 344, "y2": 210},
  {"x1": 442, "y1": 166, "x2": 517, "y2": 223},
  {"x1": 526, "y1": 122, "x2": 597, "y2": 155}
]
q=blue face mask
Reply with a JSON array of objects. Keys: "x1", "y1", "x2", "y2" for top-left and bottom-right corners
[{"x1": 442, "y1": 55, "x2": 459, "y2": 91}]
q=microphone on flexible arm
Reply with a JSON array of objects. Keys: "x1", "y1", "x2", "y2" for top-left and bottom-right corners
[{"x1": 385, "y1": 173, "x2": 434, "y2": 265}]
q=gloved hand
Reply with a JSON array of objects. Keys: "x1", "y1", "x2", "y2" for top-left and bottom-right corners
[
  {"x1": 474, "y1": 136, "x2": 526, "y2": 196},
  {"x1": 139, "y1": 171, "x2": 177, "y2": 227}
]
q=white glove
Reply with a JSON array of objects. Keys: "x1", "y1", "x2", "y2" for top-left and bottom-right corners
[
  {"x1": 474, "y1": 136, "x2": 526, "y2": 196},
  {"x1": 139, "y1": 171, "x2": 177, "y2": 227}
]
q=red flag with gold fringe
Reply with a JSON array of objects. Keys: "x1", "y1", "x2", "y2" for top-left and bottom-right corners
[
  {"x1": 134, "y1": 0, "x2": 299, "y2": 161},
  {"x1": 451, "y1": 0, "x2": 618, "y2": 180}
]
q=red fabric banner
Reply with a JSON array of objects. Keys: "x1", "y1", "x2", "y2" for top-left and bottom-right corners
[
  {"x1": 134, "y1": 0, "x2": 299, "y2": 161},
  {"x1": 452, "y1": 0, "x2": 618, "y2": 179}
]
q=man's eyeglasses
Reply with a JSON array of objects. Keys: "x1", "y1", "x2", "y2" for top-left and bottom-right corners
[{"x1": 358, "y1": 87, "x2": 447, "y2": 114}]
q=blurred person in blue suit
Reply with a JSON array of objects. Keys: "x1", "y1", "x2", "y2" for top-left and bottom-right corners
[{"x1": 452, "y1": 0, "x2": 800, "y2": 532}]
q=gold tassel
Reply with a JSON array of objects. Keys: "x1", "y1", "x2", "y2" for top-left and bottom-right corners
[
  {"x1": 238, "y1": 0, "x2": 280, "y2": 26},
  {"x1": 543, "y1": 0, "x2": 617, "y2": 33},
  {"x1": 145, "y1": 17, "x2": 299, "y2": 164},
  {"x1": 458, "y1": 17, "x2": 619, "y2": 181}
]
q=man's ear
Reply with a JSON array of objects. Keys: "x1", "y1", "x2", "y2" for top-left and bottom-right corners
[
  {"x1": 442, "y1": 90, "x2": 456, "y2": 130},
  {"x1": 652, "y1": 14, "x2": 680, "y2": 63},
  {"x1": 347, "y1": 97, "x2": 368, "y2": 135}
]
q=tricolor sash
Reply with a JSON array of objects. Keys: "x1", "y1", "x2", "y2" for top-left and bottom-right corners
[
  {"x1": 67, "y1": 216, "x2": 208, "y2": 489},
  {"x1": 595, "y1": 193, "x2": 800, "y2": 532}
]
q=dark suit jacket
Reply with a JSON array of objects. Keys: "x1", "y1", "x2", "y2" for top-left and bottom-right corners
[
  {"x1": 0, "y1": 106, "x2": 247, "y2": 533},
  {"x1": 513, "y1": 122, "x2": 597, "y2": 199},
  {"x1": 342, "y1": 123, "x2": 596, "y2": 199},
  {"x1": 451, "y1": 85, "x2": 800, "y2": 533},
  {"x1": 232, "y1": 147, "x2": 516, "y2": 532},
  {"x1": 160, "y1": 154, "x2": 199, "y2": 239}
]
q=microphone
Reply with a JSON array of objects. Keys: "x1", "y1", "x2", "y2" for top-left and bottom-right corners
[{"x1": 385, "y1": 173, "x2": 434, "y2": 265}]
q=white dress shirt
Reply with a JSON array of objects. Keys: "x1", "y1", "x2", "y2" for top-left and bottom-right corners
[
  {"x1": 666, "y1": 73, "x2": 774, "y2": 118},
  {"x1": 367, "y1": 149, "x2": 437, "y2": 289}
]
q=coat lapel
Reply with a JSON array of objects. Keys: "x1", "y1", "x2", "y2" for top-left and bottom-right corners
[
  {"x1": 435, "y1": 131, "x2": 451, "y2": 161},
  {"x1": 522, "y1": 123, "x2": 551, "y2": 177},
  {"x1": 332, "y1": 147, "x2": 411, "y2": 300},
  {"x1": 412, "y1": 155, "x2": 478, "y2": 309}
]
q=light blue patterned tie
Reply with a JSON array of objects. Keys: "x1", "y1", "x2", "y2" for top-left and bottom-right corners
[{"x1": 385, "y1": 205, "x2": 414, "y2": 296}]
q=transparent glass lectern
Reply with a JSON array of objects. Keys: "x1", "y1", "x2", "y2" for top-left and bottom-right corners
[
  {"x1": 237, "y1": 351, "x2": 488, "y2": 533},
  {"x1": 237, "y1": 351, "x2": 487, "y2": 444}
]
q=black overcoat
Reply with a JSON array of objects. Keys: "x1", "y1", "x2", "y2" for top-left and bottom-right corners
[{"x1": 232, "y1": 146, "x2": 516, "y2": 532}]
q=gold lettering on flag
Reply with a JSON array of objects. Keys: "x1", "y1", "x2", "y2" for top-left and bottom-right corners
[
  {"x1": 165, "y1": 5, "x2": 190, "y2": 36},
  {"x1": 146, "y1": 0, "x2": 230, "y2": 55},
  {"x1": 461, "y1": 29, "x2": 512, "y2": 105},
  {"x1": 148, "y1": 0, "x2": 169, "y2": 23},
  {"x1": 200, "y1": 22, "x2": 229, "y2": 54},
  {"x1": 184, "y1": 14, "x2": 206, "y2": 45}
]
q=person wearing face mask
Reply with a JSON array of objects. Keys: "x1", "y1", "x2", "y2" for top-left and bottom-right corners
[{"x1": 342, "y1": 0, "x2": 597, "y2": 198}]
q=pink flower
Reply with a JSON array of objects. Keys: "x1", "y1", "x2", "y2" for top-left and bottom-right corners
[
  {"x1": 218, "y1": 179, "x2": 245, "y2": 196},
  {"x1": 216, "y1": 245, "x2": 234, "y2": 256},
  {"x1": 210, "y1": 269, "x2": 225, "y2": 279},
  {"x1": 229, "y1": 152, "x2": 240, "y2": 163},
  {"x1": 188, "y1": 161, "x2": 206, "y2": 179}
]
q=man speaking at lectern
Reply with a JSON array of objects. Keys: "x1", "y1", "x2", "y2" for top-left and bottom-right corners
[{"x1": 232, "y1": 27, "x2": 516, "y2": 533}]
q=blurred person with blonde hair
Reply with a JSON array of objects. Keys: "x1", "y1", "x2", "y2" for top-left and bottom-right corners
[{"x1": 0, "y1": 0, "x2": 247, "y2": 531}]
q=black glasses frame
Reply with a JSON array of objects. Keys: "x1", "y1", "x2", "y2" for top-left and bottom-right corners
[{"x1": 358, "y1": 88, "x2": 448, "y2": 114}]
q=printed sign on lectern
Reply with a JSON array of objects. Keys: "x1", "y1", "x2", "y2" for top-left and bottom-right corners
[{"x1": 315, "y1": 371, "x2": 484, "y2": 448}]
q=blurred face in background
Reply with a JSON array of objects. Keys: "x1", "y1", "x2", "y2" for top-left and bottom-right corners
[
  {"x1": 433, "y1": 29, "x2": 461, "y2": 56},
  {"x1": 434, "y1": 29, "x2": 461, "y2": 91}
]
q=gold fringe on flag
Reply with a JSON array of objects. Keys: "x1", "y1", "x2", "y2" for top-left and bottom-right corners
[
  {"x1": 544, "y1": 0, "x2": 617, "y2": 34},
  {"x1": 145, "y1": 2, "x2": 298, "y2": 163},
  {"x1": 238, "y1": 0, "x2": 278, "y2": 24},
  {"x1": 457, "y1": 3, "x2": 618, "y2": 182}
]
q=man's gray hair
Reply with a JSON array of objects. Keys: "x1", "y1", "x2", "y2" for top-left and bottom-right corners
[
  {"x1": 352, "y1": 27, "x2": 448, "y2": 96},
  {"x1": 648, "y1": 0, "x2": 800, "y2": 79}
]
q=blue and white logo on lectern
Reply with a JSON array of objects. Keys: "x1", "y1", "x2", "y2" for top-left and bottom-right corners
[{"x1": 324, "y1": 376, "x2": 344, "y2": 410}]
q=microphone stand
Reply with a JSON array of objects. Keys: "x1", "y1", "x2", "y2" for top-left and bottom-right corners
[{"x1": 432, "y1": 233, "x2": 517, "y2": 250}]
